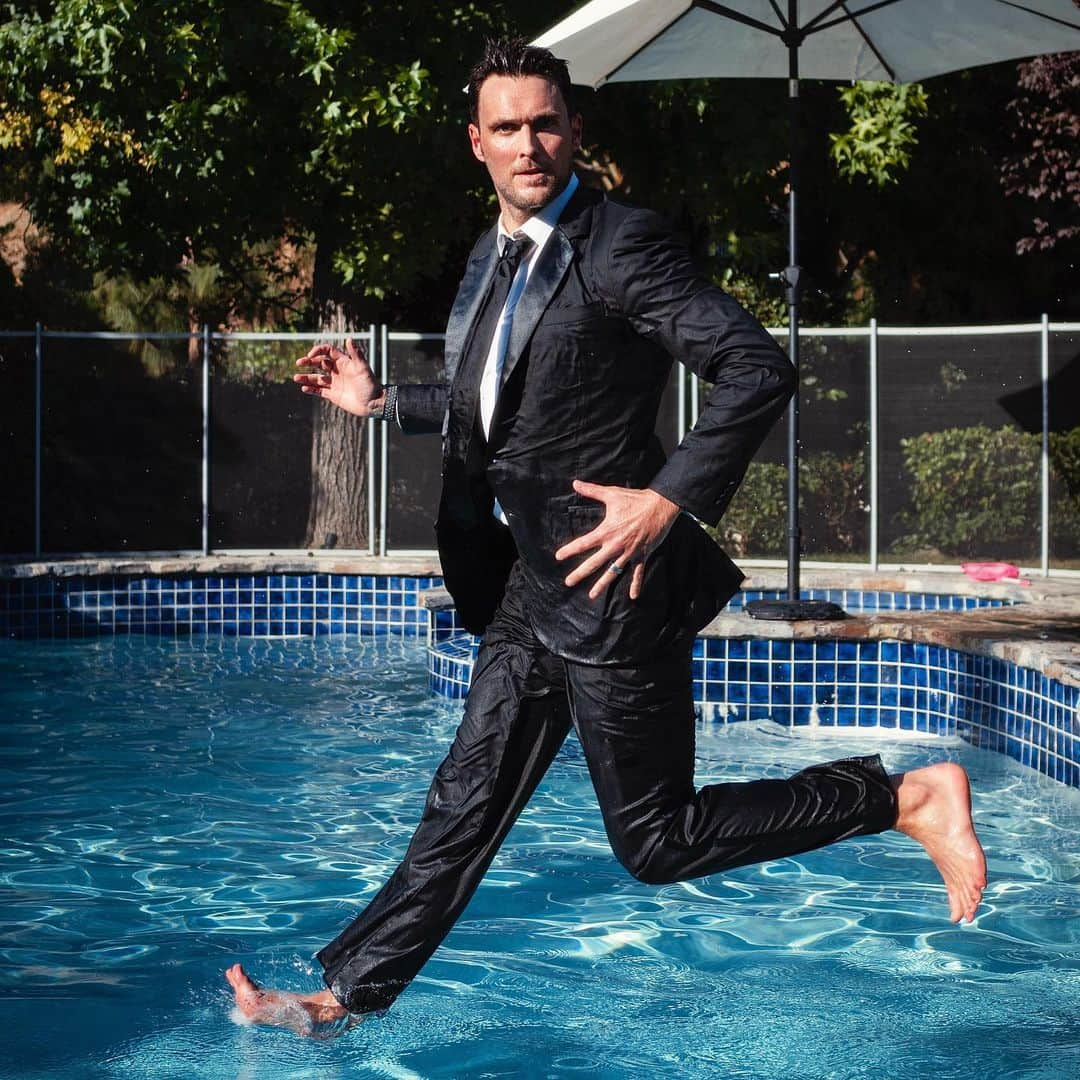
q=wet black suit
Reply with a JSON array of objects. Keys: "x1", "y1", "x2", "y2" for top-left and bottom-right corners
[{"x1": 317, "y1": 187, "x2": 897, "y2": 1012}]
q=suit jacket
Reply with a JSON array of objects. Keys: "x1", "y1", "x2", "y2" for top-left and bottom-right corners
[{"x1": 396, "y1": 184, "x2": 795, "y2": 664}]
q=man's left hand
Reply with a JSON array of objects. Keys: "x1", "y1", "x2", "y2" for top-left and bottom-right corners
[{"x1": 555, "y1": 480, "x2": 680, "y2": 601}]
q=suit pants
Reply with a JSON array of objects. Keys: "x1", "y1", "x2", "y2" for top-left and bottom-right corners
[{"x1": 317, "y1": 571, "x2": 898, "y2": 1013}]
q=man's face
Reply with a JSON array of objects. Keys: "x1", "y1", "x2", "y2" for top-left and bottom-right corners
[{"x1": 468, "y1": 74, "x2": 582, "y2": 230}]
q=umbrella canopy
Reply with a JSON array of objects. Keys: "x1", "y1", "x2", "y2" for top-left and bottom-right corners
[
  {"x1": 533, "y1": 0, "x2": 1080, "y2": 616},
  {"x1": 534, "y1": 0, "x2": 1080, "y2": 86}
]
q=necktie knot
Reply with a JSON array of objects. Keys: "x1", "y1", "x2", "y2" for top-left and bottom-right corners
[{"x1": 500, "y1": 235, "x2": 532, "y2": 277}]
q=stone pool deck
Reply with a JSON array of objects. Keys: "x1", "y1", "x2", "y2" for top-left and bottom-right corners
[{"x1": 712, "y1": 570, "x2": 1080, "y2": 690}]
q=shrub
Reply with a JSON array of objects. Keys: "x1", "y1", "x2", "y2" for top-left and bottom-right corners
[
  {"x1": 894, "y1": 424, "x2": 1080, "y2": 558},
  {"x1": 1051, "y1": 427, "x2": 1080, "y2": 500},
  {"x1": 714, "y1": 427, "x2": 1080, "y2": 562},
  {"x1": 716, "y1": 450, "x2": 868, "y2": 557},
  {"x1": 716, "y1": 462, "x2": 787, "y2": 556}
]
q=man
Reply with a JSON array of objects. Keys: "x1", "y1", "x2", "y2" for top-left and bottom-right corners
[{"x1": 226, "y1": 39, "x2": 985, "y2": 1033}]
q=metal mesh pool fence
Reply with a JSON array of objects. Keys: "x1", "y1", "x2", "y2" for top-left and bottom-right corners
[{"x1": 2, "y1": 321, "x2": 1077, "y2": 573}]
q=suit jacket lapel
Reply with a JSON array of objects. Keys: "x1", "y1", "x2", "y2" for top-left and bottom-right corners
[
  {"x1": 447, "y1": 187, "x2": 602, "y2": 454},
  {"x1": 445, "y1": 227, "x2": 498, "y2": 389},
  {"x1": 497, "y1": 229, "x2": 574, "y2": 398},
  {"x1": 498, "y1": 186, "x2": 600, "y2": 396},
  {"x1": 442, "y1": 228, "x2": 498, "y2": 454}
]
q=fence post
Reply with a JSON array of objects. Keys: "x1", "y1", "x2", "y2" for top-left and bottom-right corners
[
  {"x1": 869, "y1": 318, "x2": 879, "y2": 571},
  {"x1": 1041, "y1": 313, "x2": 1050, "y2": 577},
  {"x1": 201, "y1": 325, "x2": 211, "y2": 556},
  {"x1": 367, "y1": 323, "x2": 378, "y2": 556},
  {"x1": 34, "y1": 322, "x2": 42, "y2": 558},
  {"x1": 379, "y1": 324, "x2": 389, "y2": 556}
]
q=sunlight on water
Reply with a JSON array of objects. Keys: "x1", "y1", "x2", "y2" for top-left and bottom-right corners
[{"x1": 2, "y1": 636, "x2": 1079, "y2": 1079}]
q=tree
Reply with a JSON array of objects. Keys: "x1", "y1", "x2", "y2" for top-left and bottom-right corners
[
  {"x1": 1001, "y1": 51, "x2": 1080, "y2": 254},
  {"x1": 3, "y1": 5, "x2": 1076, "y2": 555},
  {"x1": 0, "y1": 0, "x2": 499, "y2": 547}
]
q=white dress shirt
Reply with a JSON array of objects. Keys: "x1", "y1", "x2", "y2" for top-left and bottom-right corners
[{"x1": 478, "y1": 172, "x2": 580, "y2": 440}]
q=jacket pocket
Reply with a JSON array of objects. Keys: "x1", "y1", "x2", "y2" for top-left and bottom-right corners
[{"x1": 539, "y1": 301, "x2": 607, "y2": 326}]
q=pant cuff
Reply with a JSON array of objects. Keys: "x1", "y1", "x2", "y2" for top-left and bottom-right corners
[
  {"x1": 317, "y1": 945, "x2": 405, "y2": 1015},
  {"x1": 835, "y1": 753, "x2": 898, "y2": 834}
]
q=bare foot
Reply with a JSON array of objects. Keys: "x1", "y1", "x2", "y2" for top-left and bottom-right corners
[
  {"x1": 225, "y1": 963, "x2": 350, "y2": 1037},
  {"x1": 892, "y1": 762, "x2": 987, "y2": 923}
]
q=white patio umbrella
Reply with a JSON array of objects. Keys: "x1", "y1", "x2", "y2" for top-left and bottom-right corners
[{"x1": 533, "y1": 0, "x2": 1080, "y2": 619}]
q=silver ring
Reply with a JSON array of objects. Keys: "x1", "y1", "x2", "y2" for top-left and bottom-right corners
[{"x1": 607, "y1": 562, "x2": 625, "y2": 577}]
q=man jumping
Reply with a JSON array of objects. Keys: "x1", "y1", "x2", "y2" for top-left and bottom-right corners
[{"x1": 227, "y1": 38, "x2": 985, "y2": 1034}]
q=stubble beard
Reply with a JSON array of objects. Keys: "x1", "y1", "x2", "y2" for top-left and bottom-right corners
[{"x1": 497, "y1": 170, "x2": 568, "y2": 220}]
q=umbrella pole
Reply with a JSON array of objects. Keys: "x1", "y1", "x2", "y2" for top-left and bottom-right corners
[
  {"x1": 785, "y1": 32, "x2": 802, "y2": 605},
  {"x1": 746, "y1": 3, "x2": 846, "y2": 623}
]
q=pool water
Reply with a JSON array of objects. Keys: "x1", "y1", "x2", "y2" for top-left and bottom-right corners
[{"x1": 2, "y1": 637, "x2": 1079, "y2": 1079}]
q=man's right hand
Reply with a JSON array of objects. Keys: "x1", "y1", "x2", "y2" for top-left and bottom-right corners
[{"x1": 294, "y1": 338, "x2": 385, "y2": 418}]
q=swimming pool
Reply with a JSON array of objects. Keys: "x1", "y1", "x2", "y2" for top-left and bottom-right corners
[{"x1": 3, "y1": 635, "x2": 1079, "y2": 1078}]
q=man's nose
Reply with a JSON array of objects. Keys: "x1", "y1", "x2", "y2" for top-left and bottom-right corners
[{"x1": 516, "y1": 125, "x2": 544, "y2": 155}]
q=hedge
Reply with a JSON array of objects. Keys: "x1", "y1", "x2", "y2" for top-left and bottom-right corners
[
  {"x1": 713, "y1": 426, "x2": 1080, "y2": 560},
  {"x1": 895, "y1": 424, "x2": 1080, "y2": 558}
]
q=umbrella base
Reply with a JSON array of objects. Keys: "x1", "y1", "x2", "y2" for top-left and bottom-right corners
[{"x1": 745, "y1": 599, "x2": 848, "y2": 622}]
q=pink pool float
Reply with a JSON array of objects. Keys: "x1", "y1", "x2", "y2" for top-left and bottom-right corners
[{"x1": 961, "y1": 561, "x2": 1030, "y2": 584}]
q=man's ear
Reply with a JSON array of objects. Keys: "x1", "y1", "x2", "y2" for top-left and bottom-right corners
[
  {"x1": 468, "y1": 123, "x2": 485, "y2": 163},
  {"x1": 571, "y1": 113, "x2": 583, "y2": 152}
]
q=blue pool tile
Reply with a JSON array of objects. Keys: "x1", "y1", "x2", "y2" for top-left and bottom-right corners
[
  {"x1": 858, "y1": 662, "x2": 880, "y2": 684},
  {"x1": 770, "y1": 705, "x2": 793, "y2": 726},
  {"x1": 1, "y1": 573, "x2": 1072, "y2": 788}
]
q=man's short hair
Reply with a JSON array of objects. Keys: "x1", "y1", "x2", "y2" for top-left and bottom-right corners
[{"x1": 467, "y1": 37, "x2": 575, "y2": 123}]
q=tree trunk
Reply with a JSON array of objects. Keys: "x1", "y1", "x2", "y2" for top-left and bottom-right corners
[{"x1": 303, "y1": 299, "x2": 369, "y2": 550}]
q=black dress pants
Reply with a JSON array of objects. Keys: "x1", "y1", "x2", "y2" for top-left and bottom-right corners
[{"x1": 317, "y1": 578, "x2": 898, "y2": 1014}]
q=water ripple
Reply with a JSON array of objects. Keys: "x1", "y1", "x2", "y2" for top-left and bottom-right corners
[{"x1": 2, "y1": 638, "x2": 1079, "y2": 1078}]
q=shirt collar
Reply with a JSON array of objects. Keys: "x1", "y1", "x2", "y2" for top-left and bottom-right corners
[{"x1": 497, "y1": 172, "x2": 579, "y2": 253}]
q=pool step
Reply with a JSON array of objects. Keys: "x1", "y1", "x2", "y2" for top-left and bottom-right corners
[{"x1": 428, "y1": 631, "x2": 478, "y2": 699}]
